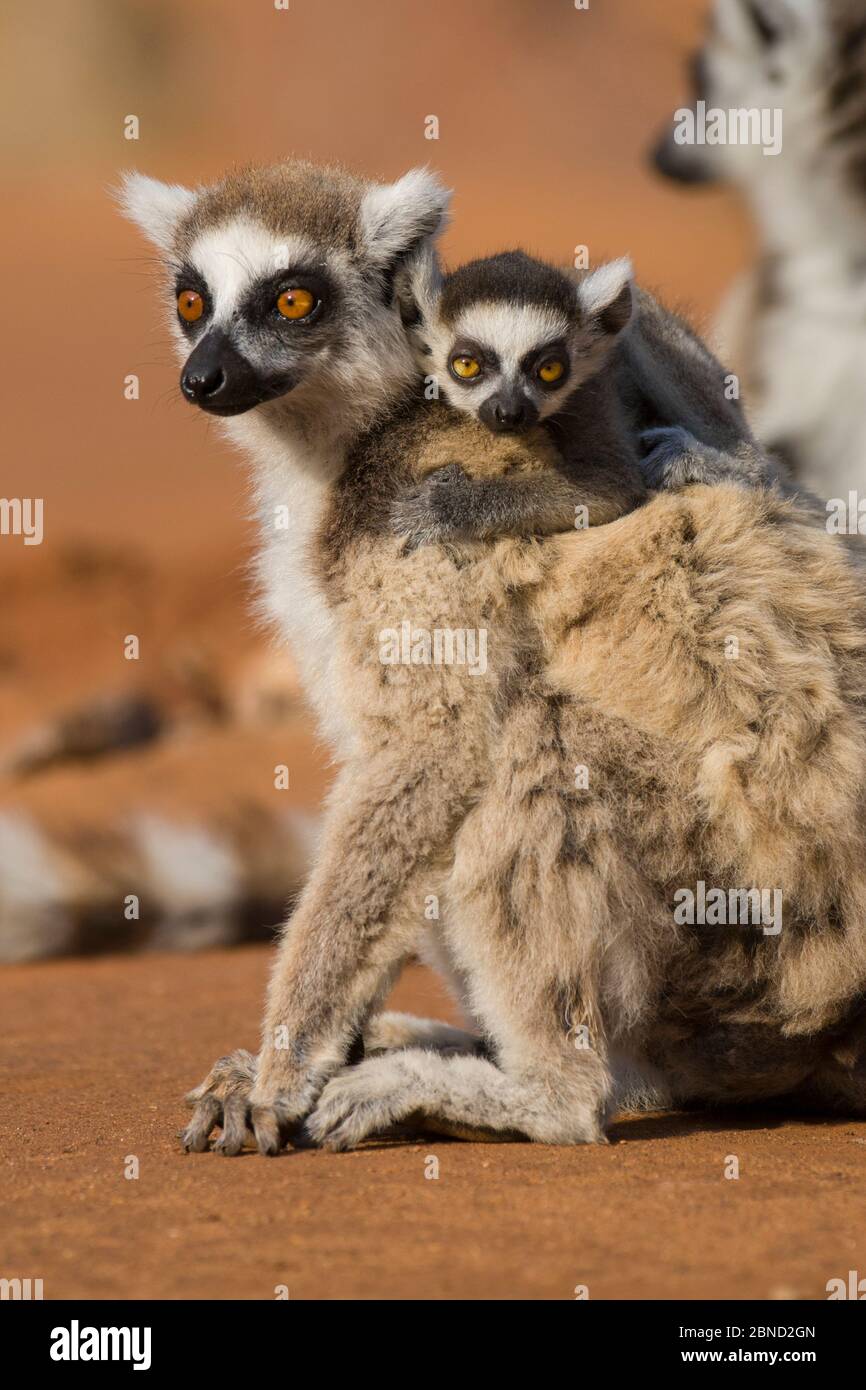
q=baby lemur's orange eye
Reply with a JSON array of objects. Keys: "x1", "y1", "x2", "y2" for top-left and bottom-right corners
[
  {"x1": 451, "y1": 355, "x2": 481, "y2": 380},
  {"x1": 277, "y1": 287, "x2": 316, "y2": 320},
  {"x1": 177, "y1": 290, "x2": 204, "y2": 323},
  {"x1": 538, "y1": 359, "x2": 565, "y2": 384}
]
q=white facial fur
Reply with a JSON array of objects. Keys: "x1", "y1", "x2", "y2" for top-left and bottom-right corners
[
  {"x1": 705, "y1": 0, "x2": 830, "y2": 185},
  {"x1": 186, "y1": 221, "x2": 321, "y2": 326}
]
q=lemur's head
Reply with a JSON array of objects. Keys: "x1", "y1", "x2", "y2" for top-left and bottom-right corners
[
  {"x1": 400, "y1": 249, "x2": 634, "y2": 435},
  {"x1": 119, "y1": 161, "x2": 450, "y2": 423},
  {"x1": 652, "y1": 0, "x2": 862, "y2": 191}
]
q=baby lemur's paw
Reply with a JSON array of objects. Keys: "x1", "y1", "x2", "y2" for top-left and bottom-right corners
[
  {"x1": 639, "y1": 426, "x2": 705, "y2": 490},
  {"x1": 390, "y1": 463, "x2": 471, "y2": 551},
  {"x1": 302, "y1": 1054, "x2": 422, "y2": 1151},
  {"x1": 182, "y1": 1048, "x2": 258, "y2": 1156},
  {"x1": 641, "y1": 427, "x2": 776, "y2": 492}
]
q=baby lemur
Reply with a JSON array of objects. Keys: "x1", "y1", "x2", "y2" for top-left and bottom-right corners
[
  {"x1": 121, "y1": 160, "x2": 866, "y2": 1155},
  {"x1": 390, "y1": 247, "x2": 780, "y2": 553}
]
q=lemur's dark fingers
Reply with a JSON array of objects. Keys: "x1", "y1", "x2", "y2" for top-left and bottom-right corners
[
  {"x1": 181, "y1": 1094, "x2": 222, "y2": 1153},
  {"x1": 251, "y1": 1104, "x2": 284, "y2": 1157},
  {"x1": 213, "y1": 1095, "x2": 254, "y2": 1156}
]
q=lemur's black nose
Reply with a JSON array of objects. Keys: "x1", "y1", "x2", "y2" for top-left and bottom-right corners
[
  {"x1": 480, "y1": 390, "x2": 538, "y2": 434},
  {"x1": 182, "y1": 362, "x2": 225, "y2": 402},
  {"x1": 180, "y1": 329, "x2": 287, "y2": 417},
  {"x1": 494, "y1": 401, "x2": 525, "y2": 428}
]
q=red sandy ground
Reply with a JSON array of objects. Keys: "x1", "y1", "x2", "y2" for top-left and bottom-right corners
[{"x1": 2, "y1": 948, "x2": 865, "y2": 1301}]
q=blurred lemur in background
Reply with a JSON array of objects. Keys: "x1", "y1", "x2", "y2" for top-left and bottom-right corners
[{"x1": 652, "y1": 0, "x2": 866, "y2": 502}]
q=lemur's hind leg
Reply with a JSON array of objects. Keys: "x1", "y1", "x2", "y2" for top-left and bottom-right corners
[
  {"x1": 640, "y1": 425, "x2": 780, "y2": 491},
  {"x1": 306, "y1": 696, "x2": 679, "y2": 1151},
  {"x1": 304, "y1": 1044, "x2": 610, "y2": 1150}
]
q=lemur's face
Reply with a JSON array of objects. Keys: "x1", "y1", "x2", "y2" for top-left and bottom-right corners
[
  {"x1": 652, "y1": 0, "x2": 829, "y2": 187},
  {"x1": 170, "y1": 228, "x2": 345, "y2": 417},
  {"x1": 411, "y1": 252, "x2": 634, "y2": 434},
  {"x1": 436, "y1": 302, "x2": 574, "y2": 434},
  {"x1": 120, "y1": 162, "x2": 450, "y2": 421}
]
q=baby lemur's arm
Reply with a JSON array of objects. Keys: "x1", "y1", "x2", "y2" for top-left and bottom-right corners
[
  {"x1": 391, "y1": 387, "x2": 648, "y2": 551},
  {"x1": 391, "y1": 460, "x2": 641, "y2": 549}
]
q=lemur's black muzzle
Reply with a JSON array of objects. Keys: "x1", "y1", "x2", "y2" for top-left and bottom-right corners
[
  {"x1": 479, "y1": 389, "x2": 539, "y2": 435},
  {"x1": 651, "y1": 125, "x2": 716, "y2": 185},
  {"x1": 181, "y1": 330, "x2": 291, "y2": 416}
]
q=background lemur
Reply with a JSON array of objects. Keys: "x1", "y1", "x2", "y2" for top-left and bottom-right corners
[
  {"x1": 653, "y1": 0, "x2": 866, "y2": 502},
  {"x1": 390, "y1": 247, "x2": 781, "y2": 553},
  {"x1": 123, "y1": 159, "x2": 866, "y2": 1156}
]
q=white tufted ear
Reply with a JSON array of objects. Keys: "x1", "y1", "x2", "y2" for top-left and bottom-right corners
[
  {"x1": 358, "y1": 167, "x2": 451, "y2": 272},
  {"x1": 575, "y1": 257, "x2": 635, "y2": 337},
  {"x1": 117, "y1": 172, "x2": 196, "y2": 252}
]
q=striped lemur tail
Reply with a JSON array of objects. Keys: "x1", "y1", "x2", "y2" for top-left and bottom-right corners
[{"x1": 0, "y1": 794, "x2": 317, "y2": 963}]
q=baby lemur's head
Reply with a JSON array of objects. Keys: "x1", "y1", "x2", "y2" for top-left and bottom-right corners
[{"x1": 402, "y1": 249, "x2": 635, "y2": 435}]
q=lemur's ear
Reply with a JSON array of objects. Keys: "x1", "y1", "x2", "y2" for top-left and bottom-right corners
[
  {"x1": 575, "y1": 257, "x2": 635, "y2": 338},
  {"x1": 117, "y1": 172, "x2": 196, "y2": 252},
  {"x1": 359, "y1": 168, "x2": 451, "y2": 277},
  {"x1": 393, "y1": 240, "x2": 443, "y2": 330}
]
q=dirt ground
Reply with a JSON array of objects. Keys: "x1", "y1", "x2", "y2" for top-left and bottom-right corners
[{"x1": 2, "y1": 946, "x2": 864, "y2": 1302}]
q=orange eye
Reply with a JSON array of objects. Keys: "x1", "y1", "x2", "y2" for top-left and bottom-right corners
[
  {"x1": 177, "y1": 290, "x2": 204, "y2": 323},
  {"x1": 538, "y1": 359, "x2": 565, "y2": 384},
  {"x1": 451, "y1": 355, "x2": 481, "y2": 380},
  {"x1": 276, "y1": 287, "x2": 316, "y2": 320}
]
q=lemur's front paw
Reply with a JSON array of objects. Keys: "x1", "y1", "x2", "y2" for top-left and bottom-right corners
[
  {"x1": 639, "y1": 426, "x2": 702, "y2": 490},
  {"x1": 302, "y1": 1055, "x2": 420, "y2": 1151},
  {"x1": 182, "y1": 1048, "x2": 258, "y2": 1156},
  {"x1": 390, "y1": 462, "x2": 470, "y2": 551}
]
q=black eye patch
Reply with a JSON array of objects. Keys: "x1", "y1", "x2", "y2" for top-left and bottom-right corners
[
  {"x1": 520, "y1": 338, "x2": 570, "y2": 377},
  {"x1": 239, "y1": 266, "x2": 334, "y2": 325},
  {"x1": 450, "y1": 339, "x2": 501, "y2": 372}
]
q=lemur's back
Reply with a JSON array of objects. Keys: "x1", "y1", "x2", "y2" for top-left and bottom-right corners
[
  {"x1": 536, "y1": 483, "x2": 866, "y2": 1044},
  {"x1": 615, "y1": 288, "x2": 753, "y2": 453}
]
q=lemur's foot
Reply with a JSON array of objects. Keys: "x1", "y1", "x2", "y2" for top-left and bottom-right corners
[
  {"x1": 302, "y1": 1054, "x2": 428, "y2": 1151},
  {"x1": 182, "y1": 1048, "x2": 258, "y2": 1156},
  {"x1": 639, "y1": 426, "x2": 703, "y2": 490},
  {"x1": 390, "y1": 463, "x2": 470, "y2": 551},
  {"x1": 303, "y1": 1050, "x2": 607, "y2": 1150}
]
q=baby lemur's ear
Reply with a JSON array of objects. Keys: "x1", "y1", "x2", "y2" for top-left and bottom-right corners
[
  {"x1": 359, "y1": 168, "x2": 451, "y2": 290},
  {"x1": 575, "y1": 257, "x2": 635, "y2": 339},
  {"x1": 116, "y1": 172, "x2": 196, "y2": 252},
  {"x1": 393, "y1": 239, "x2": 444, "y2": 338}
]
